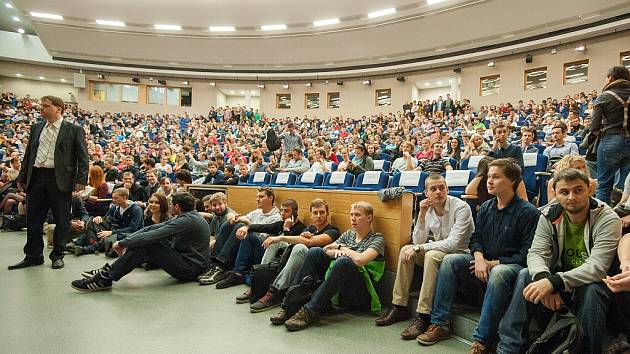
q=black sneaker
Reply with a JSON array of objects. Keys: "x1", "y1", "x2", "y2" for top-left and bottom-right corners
[
  {"x1": 199, "y1": 267, "x2": 228, "y2": 286},
  {"x1": 71, "y1": 274, "x2": 112, "y2": 292},
  {"x1": 81, "y1": 263, "x2": 111, "y2": 278},
  {"x1": 215, "y1": 271, "x2": 244, "y2": 289},
  {"x1": 250, "y1": 288, "x2": 282, "y2": 313},
  {"x1": 197, "y1": 265, "x2": 218, "y2": 281}
]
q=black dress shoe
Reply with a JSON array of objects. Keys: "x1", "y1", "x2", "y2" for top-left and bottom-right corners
[
  {"x1": 8, "y1": 256, "x2": 45, "y2": 270},
  {"x1": 52, "y1": 259, "x2": 65, "y2": 269},
  {"x1": 375, "y1": 305, "x2": 411, "y2": 326}
]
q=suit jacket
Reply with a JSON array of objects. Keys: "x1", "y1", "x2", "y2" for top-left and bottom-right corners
[{"x1": 18, "y1": 120, "x2": 89, "y2": 192}]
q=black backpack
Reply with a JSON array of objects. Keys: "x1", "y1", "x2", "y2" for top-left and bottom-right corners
[
  {"x1": 265, "y1": 128, "x2": 282, "y2": 152},
  {"x1": 250, "y1": 244, "x2": 296, "y2": 303},
  {"x1": 526, "y1": 308, "x2": 583, "y2": 354},
  {"x1": 1, "y1": 214, "x2": 27, "y2": 231}
]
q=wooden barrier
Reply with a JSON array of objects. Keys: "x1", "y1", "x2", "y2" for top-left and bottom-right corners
[{"x1": 186, "y1": 185, "x2": 415, "y2": 272}]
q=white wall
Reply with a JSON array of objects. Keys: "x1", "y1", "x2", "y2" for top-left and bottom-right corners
[
  {"x1": 417, "y1": 86, "x2": 453, "y2": 102},
  {"x1": 216, "y1": 91, "x2": 226, "y2": 108},
  {"x1": 0, "y1": 77, "x2": 78, "y2": 102}
]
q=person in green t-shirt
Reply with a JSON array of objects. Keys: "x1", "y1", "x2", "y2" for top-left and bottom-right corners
[{"x1": 561, "y1": 211, "x2": 588, "y2": 270}]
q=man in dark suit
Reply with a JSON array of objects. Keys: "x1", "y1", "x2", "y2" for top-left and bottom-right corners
[{"x1": 9, "y1": 95, "x2": 89, "y2": 270}]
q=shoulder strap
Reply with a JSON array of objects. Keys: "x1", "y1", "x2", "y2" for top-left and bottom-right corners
[{"x1": 603, "y1": 90, "x2": 630, "y2": 137}]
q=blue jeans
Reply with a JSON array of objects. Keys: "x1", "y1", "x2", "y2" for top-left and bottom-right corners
[
  {"x1": 497, "y1": 268, "x2": 611, "y2": 354},
  {"x1": 233, "y1": 232, "x2": 265, "y2": 273},
  {"x1": 430, "y1": 254, "x2": 522, "y2": 346},
  {"x1": 596, "y1": 134, "x2": 630, "y2": 204}
]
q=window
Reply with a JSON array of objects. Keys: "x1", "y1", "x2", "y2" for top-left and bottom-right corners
[
  {"x1": 148, "y1": 86, "x2": 166, "y2": 104},
  {"x1": 524, "y1": 67, "x2": 547, "y2": 90},
  {"x1": 121, "y1": 85, "x2": 139, "y2": 103},
  {"x1": 563, "y1": 60, "x2": 589, "y2": 85},
  {"x1": 327, "y1": 92, "x2": 340, "y2": 109},
  {"x1": 167, "y1": 88, "x2": 180, "y2": 106},
  {"x1": 480, "y1": 75, "x2": 500, "y2": 96},
  {"x1": 181, "y1": 88, "x2": 192, "y2": 107},
  {"x1": 92, "y1": 82, "x2": 107, "y2": 101},
  {"x1": 375, "y1": 89, "x2": 392, "y2": 106},
  {"x1": 621, "y1": 51, "x2": 630, "y2": 69},
  {"x1": 305, "y1": 93, "x2": 320, "y2": 109},
  {"x1": 105, "y1": 84, "x2": 121, "y2": 102},
  {"x1": 276, "y1": 94, "x2": 291, "y2": 109}
]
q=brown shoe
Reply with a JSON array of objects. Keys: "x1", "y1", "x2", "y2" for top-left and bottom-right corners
[
  {"x1": 416, "y1": 324, "x2": 451, "y2": 346},
  {"x1": 401, "y1": 316, "x2": 429, "y2": 340},
  {"x1": 285, "y1": 307, "x2": 319, "y2": 332},
  {"x1": 270, "y1": 308, "x2": 288, "y2": 326},
  {"x1": 375, "y1": 306, "x2": 411, "y2": 326},
  {"x1": 469, "y1": 341, "x2": 488, "y2": 354}
]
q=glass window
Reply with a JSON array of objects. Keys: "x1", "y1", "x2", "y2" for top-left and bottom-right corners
[
  {"x1": 305, "y1": 93, "x2": 320, "y2": 109},
  {"x1": 480, "y1": 75, "x2": 500, "y2": 96},
  {"x1": 376, "y1": 89, "x2": 392, "y2": 106},
  {"x1": 148, "y1": 86, "x2": 166, "y2": 104},
  {"x1": 564, "y1": 60, "x2": 589, "y2": 85},
  {"x1": 92, "y1": 82, "x2": 106, "y2": 101},
  {"x1": 524, "y1": 67, "x2": 548, "y2": 90},
  {"x1": 181, "y1": 88, "x2": 192, "y2": 107},
  {"x1": 276, "y1": 94, "x2": 291, "y2": 109},
  {"x1": 327, "y1": 92, "x2": 340, "y2": 109},
  {"x1": 121, "y1": 85, "x2": 139, "y2": 103},
  {"x1": 167, "y1": 88, "x2": 180, "y2": 106},
  {"x1": 621, "y1": 51, "x2": 630, "y2": 69},
  {"x1": 106, "y1": 84, "x2": 121, "y2": 102}
]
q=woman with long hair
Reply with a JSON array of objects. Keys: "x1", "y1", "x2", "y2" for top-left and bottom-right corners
[
  {"x1": 144, "y1": 193, "x2": 171, "y2": 227},
  {"x1": 85, "y1": 165, "x2": 110, "y2": 216}
]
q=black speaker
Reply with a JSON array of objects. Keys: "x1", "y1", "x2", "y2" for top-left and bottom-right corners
[
  {"x1": 396, "y1": 75, "x2": 406, "y2": 82},
  {"x1": 158, "y1": 80, "x2": 167, "y2": 85},
  {"x1": 453, "y1": 68, "x2": 462, "y2": 74},
  {"x1": 336, "y1": 81, "x2": 344, "y2": 86},
  {"x1": 525, "y1": 54, "x2": 533, "y2": 63},
  {"x1": 132, "y1": 77, "x2": 140, "y2": 83}
]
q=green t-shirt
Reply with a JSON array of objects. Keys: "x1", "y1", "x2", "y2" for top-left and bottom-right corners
[{"x1": 560, "y1": 212, "x2": 588, "y2": 271}]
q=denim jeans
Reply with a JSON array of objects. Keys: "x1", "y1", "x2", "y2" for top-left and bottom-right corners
[
  {"x1": 211, "y1": 222, "x2": 243, "y2": 269},
  {"x1": 293, "y1": 247, "x2": 371, "y2": 314},
  {"x1": 430, "y1": 254, "x2": 522, "y2": 346},
  {"x1": 233, "y1": 232, "x2": 265, "y2": 273},
  {"x1": 497, "y1": 268, "x2": 612, "y2": 354},
  {"x1": 596, "y1": 134, "x2": 630, "y2": 204}
]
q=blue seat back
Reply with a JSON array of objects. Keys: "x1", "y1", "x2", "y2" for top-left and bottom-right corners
[
  {"x1": 269, "y1": 172, "x2": 297, "y2": 187},
  {"x1": 522, "y1": 153, "x2": 548, "y2": 202},
  {"x1": 391, "y1": 171, "x2": 428, "y2": 193},
  {"x1": 444, "y1": 170, "x2": 474, "y2": 197},
  {"x1": 349, "y1": 171, "x2": 390, "y2": 191},
  {"x1": 317, "y1": 171, "x2": 354, "y2": 189},
  {"x1": 293, "y1": 172, "x2": 324, "y2": 188},
  {"x1": 372, "y1": 160, "x2": 391, "y2": 172}
]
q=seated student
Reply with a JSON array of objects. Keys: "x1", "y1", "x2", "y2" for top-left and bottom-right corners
[
  {"x1": 237, "y1": 164, "x2": 250, "y2": 183},
  {"x1": 415, "y1": 142, "x2": 453, "y2": 174},
  {"x1": 249, "y1": 155, "x2": 269, "y2": 174},
  {"x1": 604, "y1": 233, "x2": 630, "y2": 343},
  {"x1": 143, "y1": 193, "x2": 170, "y2": 227},
  {"x1": 344, "y1": 145, "x2": 374, "y2": 176},
  {"x1": 70, "y1": 192, "x2": 211, "y2": 291},
  {"x1": 223, "y1": 165, "x2": 239, "y2": 185},
  {"x1": 156, "y1": 176, "x2": 174, "y2": 205},
  {"x1": 392, "y1": 141, "x2": 418, "y2": 173},
  {"x1": 465, "y1": 157, "x2": 528, "y2": 206},
  {"x1": 203, "y1": 160, "x2": 225, "y2": 185},
  {"x1": 49, "y1": 193, "x2": 89, "y2": 250},
  {"x1": 256, "y1": 198, "x2": 341, "y2": 316},
  {"x1": 498, "y1": 169, "x2": 621, "y2": 354},
  {"x1": 416, "y1": 138, "x2": 434, "y2": 161},
  {"x1": 488, "y1": 123, "x2": 524, "y2": 171},
  {"x1": 461, "y1": 133, "x2": 491, "y2": 160},
  {"x1": 307, "y1": 149, "x2": 331, "y2": 174},
  {"x1": 73, "y1": 188, "x2": 144, "y2": 256},
  {"x1": 216, "y1": 199, "x2": 306, "y2": 292},
  {"x1": 283, "y1": 201, "x2": 385, "y2": 332},
  {"x1": 375, "y1": 174, "x2": 475, "y2": 341},
  {"x1": 174, "y1": 169, "x2": 192, "y2": 192},
  {"x1": 335, "y1": 148, "x2": 352, "y2": 172},
  {"x1": 115, "y1": 171, "x2": 146, "y2": 202},
  {"x1": 200, "y1": 187, "x2": 281, "y2": 285},
  {"x1": 103, "y1": 158, "x2": 119, "y2": 183},
  {"x1": 543, "y1": 121, "x2": 579, "y2": 167},
  {"x1": 140, "y1": 169, "x2": 160, "y2": 207},
  {"x1": 546, "y1": 155, "x2": 597, "y2": 202},
  {"x1": 279, "y1": 148, "x2": 310, "y2": 175},
  {"x1": 417, "y1": 159, "x2": 539, "y2": 353},
  {"x1": 196, "y1": 192, "x2": 236, "y2": 279}
]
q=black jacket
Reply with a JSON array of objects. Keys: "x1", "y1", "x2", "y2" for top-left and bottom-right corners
[
  {"x1": 591, "y1": 79, "x2": 630, "y2": 137},
  {"x1": 248, "y1": 219, "x2": 306, "y2": 237}
]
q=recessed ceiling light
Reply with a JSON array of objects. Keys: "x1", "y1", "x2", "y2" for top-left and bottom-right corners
[
  {"x1": 38, "y1": 76, "x2": 45, "y2": 80},
  {"x1": 30, "y1": 12, "x2": 63, "y2": 20},
  {"x1": 424, "y1": 83, "x2": 430, "y2": 86},
  {"x1": 427, "y1": 0, "x2": 446, "y2": 5},
  {"x1": 154, "y1": 24, "x2": 182, "y2": 30},
  {"x1": 487, "y1": 60, "x2": 496, "y2": 67},
  {"x1": 240, "y1": 91, "x2": 245, "y2": 95},
  {"x1": 15, "y1": 73, "x2": 22, "y2": 77},
  {"x1": 182, "y1": 81, "x2": 189, "y2": 85},
  {"x1": 575, "y1": 43, "x2": 586, "y2": 52},
  {"x1": 5, "y1": 3, "x2": 13, "y2": 8},
  {"x1": 437, "y1": 81, "x2": 443, "y2": 85},
  {"x1": 257, "y1": 84, "x2": 265, "y2": 89},
  {"x1": 368, "y1": 8, "x2": 396, "y2": 19},
  {"x1": 60, "y1": 78, "x2": 67, "y2": 82},
  {"x1": 305, "y1": 82, "x2": 312, "y2": 87},
  {"x1": 96, "y1": 19, "x2": 126, "y2": 27},
  {"x1": 250, "y1": 91, "x2": 256, "y2": 95},
  {"x1": 209, "y1": 82, "x2": 216, "y2": 86},
  {"x1": 209, "y1": 26, "x2": 235, "y2": 32},
  {"x1": 313, "y1": 18, "x2": 339, "y2": 27},
  {"x1": 261, "y1": 24, "x2": 287, "y2": 31},
  {"x1": 282, "y1": 83, "x2": 289, "y2": 89},
  {"x1": 17, "y1": 28, "x2": 24, "y2": 34},
  {"x1": 229, "y1": 90, "x2": 235, "y2": 94},
  {"x1": 12, "y1": 16, "x2": 20, "y2": 22}
]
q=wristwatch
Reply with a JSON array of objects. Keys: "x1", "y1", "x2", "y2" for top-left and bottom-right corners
[{"x1": 413, "y1": 244, "x2": 423, "y2": 253}]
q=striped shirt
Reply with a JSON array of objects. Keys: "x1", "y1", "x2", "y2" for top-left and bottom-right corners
[{"x1": 278, "y1": 132, "x2": 304, "y2": 153}]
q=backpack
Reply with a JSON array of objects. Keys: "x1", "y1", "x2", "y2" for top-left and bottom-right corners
[
  {"x1": 265, "y1": 128, "x2": 282, "y2": 152},
  {"x1": 1, "y1": 214, "x2": 27, "y2": 231},
  {"x1": 283, "y1": 275, "x2": 323, "y2": 318},
  {"x1": 526, "y1": 308, "x2": 584, "y2": 354},
  {"x1": 250, "y1": 244, "x2": 296, "y2": 303}
]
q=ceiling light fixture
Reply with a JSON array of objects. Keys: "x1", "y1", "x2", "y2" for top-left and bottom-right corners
[
  {"x1": 60, "y1": 78, "x2": 67, "y2": 82},
  {"x1": 97, "y1": 74, "x2": 105, "y2": 79},
  {"x1": 261, "y1": 24, "x2": 287, "y2": 31},
  {"x1": 427, "y1": 0, "x2": 446, "y2": 5},
  {"x1": 182, "y1": 81, "x2": 189, "y2": 85},
  {"x1": 229, "y1": 90, "x2": 235, "y2": 94},
  {"x1": 38, "y1": 76, "x2": 45, "y2": 80},
  {"x1": 240, "y1": 91, "x2": 245, "y2": 95},
  {"x1": 15, "y1": 73, "x2": 22, "y2": 77},
  {"x1": 5, "y1": 2, "x2": 13, "y2": 8},
  {"x1": 424, "y1": 82, "x2": 430, "y2": 86},
  {"x1": 437, "y1": 81, "x2": 443, "y2": 85},
  {"x1": 282, "y1": 83, "x2": 289, "y2": 89},
  {"x1": 250, "y1": 91, "x2": 256, "y2": 95},
  {"x1": 96, "y1": 19, "x2": 126, "y2": 27},
  {"x1": 305, "y1": 82, "x2": 312, "y2": 87},
  {"x1": 30, "y1": 12, "x2": 63, "y2": 20},
  {"x1": 17, "y1": 28, "x2": 24, "y2": 34},
  {"x1": 148, "y1": 77, "x2": 154, "y2": 81},
  {"x1": 12, "y1": 16, "x2": 20, "y2": 22},
  {"x1": 487, "y1": 60, "x2": 496, "y2": 67},
  {"x1": 362, "y1": 80, "x2": 372, "y2": 85},
  {"x1": 257, "y1": 83, "x2": 265, "y2": 89},
  {"x1": 313, "y1": 18, "x2": 340, "y2": 27},
  {"x1": 368, "y1": 8, "x2": 396, "y2": 19},
  {"x1": 209, "y1": 82, "x2": 216, "y2": 86},
  {"x1": 209, "y1": 26, "x2": 235, "y2": 32},
  {"x1": 575, "y1": 43, "x2": 586, "y2": 52},
  {"x1": 154, "y1": 24, "x2": 182, "y2": 30}
]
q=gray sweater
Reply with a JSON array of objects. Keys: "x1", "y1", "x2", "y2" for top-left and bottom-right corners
[{"x1": 528, "y1": 198, "x2": 622, "y2": 292}]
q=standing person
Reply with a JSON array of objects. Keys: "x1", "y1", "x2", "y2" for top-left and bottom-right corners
[
  {"x1": 590, "y1": 66, "x2": 630, "y2": 204},
  {"x1": 9, "y1": 95, "x2": 89, "y2": 270}
]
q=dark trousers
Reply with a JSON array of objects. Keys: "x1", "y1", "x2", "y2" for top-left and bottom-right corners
[
  {"x1": 25, "y1": 168, "x2": 71, "y2": 260},
  {"x1": 292, "y1": 247, "x2": 371, "y2": 314},
  {"x1": 108, "y1": 242, "x2": 200, "y2": 282},
  {"x1": 211, "y1": 222, "x2": 243, "y2": 269}
]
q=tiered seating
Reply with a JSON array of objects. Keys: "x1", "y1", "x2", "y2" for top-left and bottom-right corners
[
  {"x1": 391, "y1": 171, "x2": 428, "y2": 194},
  {"x1": 289, "y1": 172, "x2": 324, "y2": 189},
  {"x1": 346, "y1": 171, "x2": 390, "y2": 191},
  {"x1": 239, "y1": 171, "x2": 271, "y2": 186},
  {"x1": 269, "y1": 172, "x2": 297, "y2": 187},
  {"x1": 314, "y1": 171, "x2": 354, "y2": 190},
  {"x1": 444, "y1": 170, "x2": 474, "y2": 198}
]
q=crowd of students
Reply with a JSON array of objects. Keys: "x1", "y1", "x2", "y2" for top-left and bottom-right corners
[{"x1": 1, "y1": 65, "x2": 629, "y2": 353}]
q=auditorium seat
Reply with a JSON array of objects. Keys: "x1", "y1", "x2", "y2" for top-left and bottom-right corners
[
  {"x1": 346, "y1": 171, "x2": 390, "y2": 191},
  {"x1": 460, "y1": 155, "x2": 484, "y2": 174},
  {"x1": 239, "y1": 171, "x2": 271, "y2": 186},
  {"x1": 444, "y1": 169, "x2": 474, "y2": 198},
  {"x1": 313, "y1": 171, "x2": 354, "y2": 190},
  {"x1": 372, "y1": 159, "x2": 391, "y2": 172},
  {"x1": 522, "y1": 152, "x2": 548, "y2": 203},
  {"x1": 289, "y1": 172, "x2": 324, "y2": 188},
  {"x1": 391, "y1": 171, "x2": 428, "y2": 193},
  {"x1": 269, "y1": 172, "x2": 297, "y2": 187}
]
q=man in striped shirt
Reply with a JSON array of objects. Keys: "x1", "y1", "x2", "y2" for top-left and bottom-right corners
[{"x1": 278, "y1": 123, "x2": 304, "y2": 155}]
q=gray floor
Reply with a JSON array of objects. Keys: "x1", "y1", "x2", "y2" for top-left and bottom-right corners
[{"x1": 0, "y1": 231, "x2": 469, "y2": 354}]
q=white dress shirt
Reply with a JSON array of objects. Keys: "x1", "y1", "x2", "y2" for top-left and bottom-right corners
[
  {"x1": 412, "y1": 196, "x2": 475, "y2": 253},
  {"x1": 35, "y1": 118, "x2": 63, "y2": 168}
]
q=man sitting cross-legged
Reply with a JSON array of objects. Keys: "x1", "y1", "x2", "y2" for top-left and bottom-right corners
[
  {"x1": 283, "y1": 201, "x2": 385, "y2": 331},
  {"x1": 416, "y1": 158, "x2": 539, "y2": 354},
  {"x1": 497, "y1": 168, "x2": 621, "y2": 354},
  {"x1": 254, "y1": 198, "x2": 341, "y2": 316},
  {"x1": 71, "y1": 192, "x2": 211, "y2": 291},
  {"x1": 215, "y1": 198, "x2": 306, "y2": 291},
  {"x1": 375, "y1": 173, "x2": 475, "y2": 342}
]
